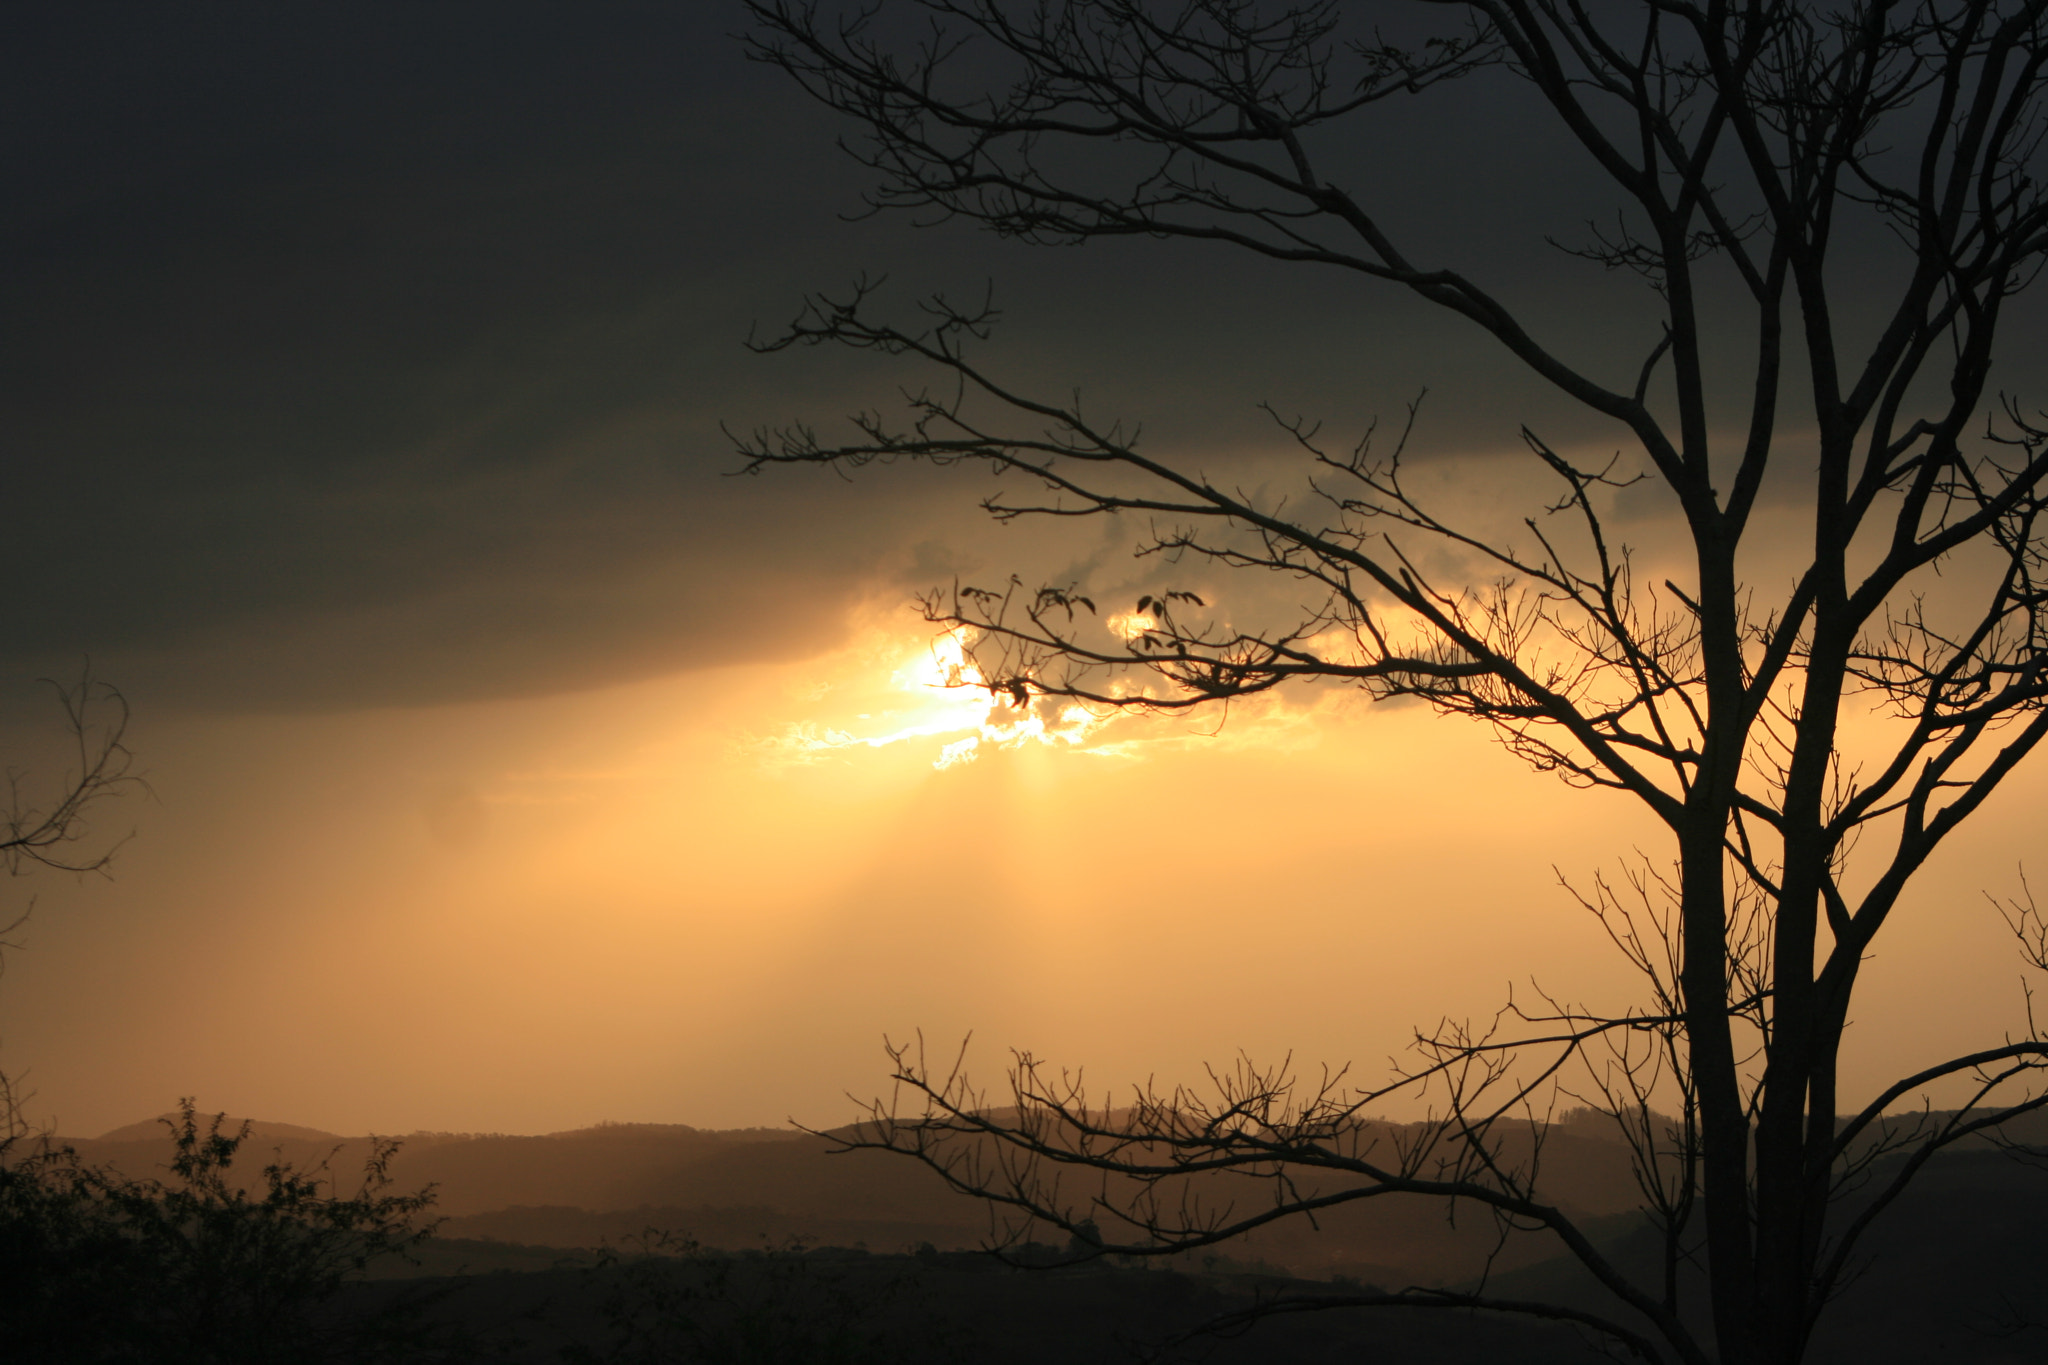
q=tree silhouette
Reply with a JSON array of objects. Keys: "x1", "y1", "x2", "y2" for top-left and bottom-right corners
[
  {"x1": 1, "y1": 672, "x2": 137, "y2": 1138},
  {"x1": 1, "y1": 673, "x2": 133, "y2": 885},
  {"x1": 3, "y1": 1101, "x2": 445, "y2": 1365},
  {"x1": 738, "y1": 3, "x2": 2048, "y2": 1362}
]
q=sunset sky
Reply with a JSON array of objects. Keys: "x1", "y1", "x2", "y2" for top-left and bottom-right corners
[{"x1": 4, "y1": 1, "x2": 2044, "y2": 1139}]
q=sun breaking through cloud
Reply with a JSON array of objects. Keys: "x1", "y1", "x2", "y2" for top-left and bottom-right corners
[{"x1": 762, "y1": 629, "x2": 1116, "y2": 770}]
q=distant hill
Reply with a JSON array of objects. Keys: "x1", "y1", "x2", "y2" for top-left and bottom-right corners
[
  {"x1": 60, "y1": 1106, "x2": 2048, "y2": 1292},
  {"x1": 93, "y1": 1113, "x2": 347, "y2": 1145},
  {"x1": 54, "y1": 1107, "x2": 2048, "y2": 1360},
  {"x1": 55, "y1": 1112, "x2": 1653, "y2": 1283}
]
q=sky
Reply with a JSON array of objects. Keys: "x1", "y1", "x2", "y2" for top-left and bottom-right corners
[{"x1": 3, "y1": 1, "x2": 2044, "y2": 1138}]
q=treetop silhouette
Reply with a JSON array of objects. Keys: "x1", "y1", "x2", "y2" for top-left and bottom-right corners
[{"x1": 737, "y1": 3, "x2": 2048, "y2": 1361}]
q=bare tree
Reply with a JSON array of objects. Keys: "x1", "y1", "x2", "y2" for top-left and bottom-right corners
[
  {"x1": 737, "y1": 2, "x2": 2048, "y2": 1361},
  {"x1": 2, "y1": 674, "x2": 134, "y2": 882},
  {"x1": 1, "y1": 672, "x2": 137, "y2": 1140}
]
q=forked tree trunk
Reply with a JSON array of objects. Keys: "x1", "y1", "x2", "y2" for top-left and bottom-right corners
[{"x1": 740, "y1": 4, "x2": 2048, "y2": 1361}]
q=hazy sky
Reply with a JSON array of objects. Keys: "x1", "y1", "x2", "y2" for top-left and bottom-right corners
[{"x1": 4, "y1": 1, "x2": 2044, "y2": 1138}]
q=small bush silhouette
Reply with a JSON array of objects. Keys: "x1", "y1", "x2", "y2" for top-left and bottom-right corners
[{"x1": 0, "y1": 1098, "x2": 443, "y2": 1364}]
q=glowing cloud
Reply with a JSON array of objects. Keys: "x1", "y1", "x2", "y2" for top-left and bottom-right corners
[{"x1": 762, "y1": 629, "x2": 1115, "y2": 770}]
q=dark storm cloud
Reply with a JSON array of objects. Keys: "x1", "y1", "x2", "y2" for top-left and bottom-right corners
[
  {"x1": 4, "y1": 1, "x2": 958, "y2": 709},
  {"x1": 4, "y1": 0, "x2": 1844, "y2": 714}
]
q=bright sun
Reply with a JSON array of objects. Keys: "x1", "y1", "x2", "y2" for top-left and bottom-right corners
[{"x1": 778, "y1": 628, "x2": 1114, "y2": 770}]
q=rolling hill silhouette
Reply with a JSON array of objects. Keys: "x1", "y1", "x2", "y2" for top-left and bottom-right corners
[
  {"x1": 56, "y1": 1108, "x2": 2048, "y2": 1361},
  {"x1": 63, "y1": 1108, "x2": 2043, "y2": 1284},
  {"x1": 65, "y1": 1110, "x2": 1652, "y2": 1282}
]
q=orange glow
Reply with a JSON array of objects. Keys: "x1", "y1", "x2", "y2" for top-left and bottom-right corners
[
  {"x1": 763, "y1": 628, "x2": 1115, "y2": 770},
  {"x1": 1106, "y1": 610, "x2": 1157, "y2": 640},
  {"x1": 3, "y1": 604, "x2": 2041, "y2": 1140}
]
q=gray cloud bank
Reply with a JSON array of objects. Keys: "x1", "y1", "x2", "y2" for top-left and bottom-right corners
[
  {"x1": 7, "y1": 2, "x2": 936, "y2": 710},
  {"x1": 9, "y1": 0, "x2": 1916, "y2": 715}
]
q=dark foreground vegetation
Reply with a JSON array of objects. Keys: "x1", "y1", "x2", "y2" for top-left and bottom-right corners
[{"x1": 7, "y1": 1108, "x2": 2045, "y2": 1363}]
